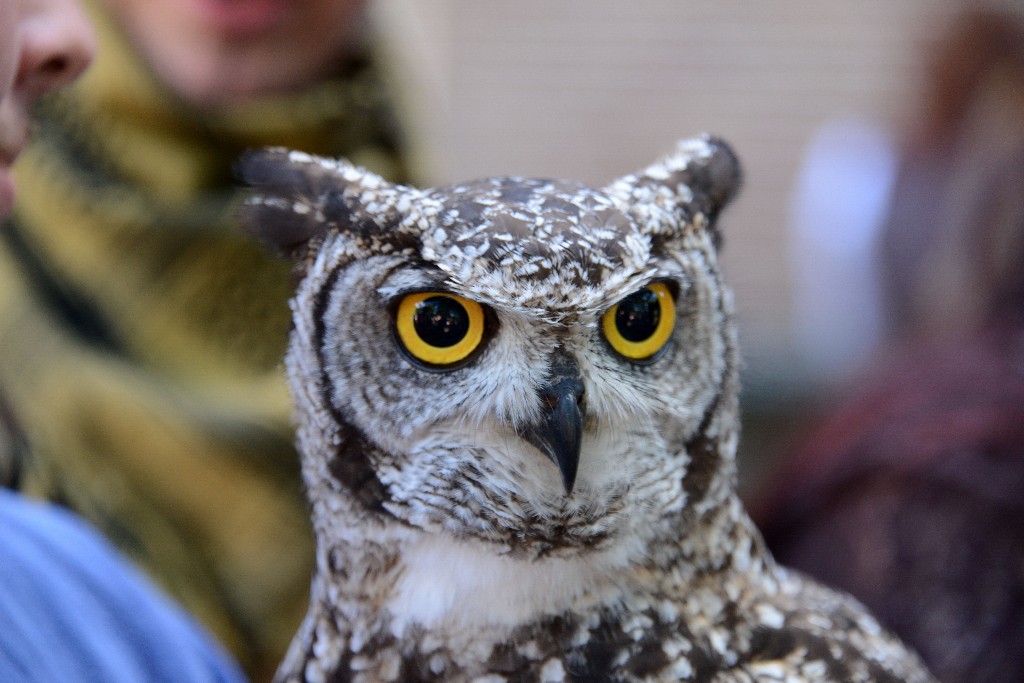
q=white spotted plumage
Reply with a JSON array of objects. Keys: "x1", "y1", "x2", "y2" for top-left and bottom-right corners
[{"x1": 240, "y1": 135, "x2": 935, "y2": 682}]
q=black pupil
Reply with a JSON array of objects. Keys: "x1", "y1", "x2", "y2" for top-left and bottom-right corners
[
  {"x1": 615, "y1": 289, "x2": 660, "y2": 342},
  {"x1": 413, "y1": 296, "x2": 469, "y2": 347}
]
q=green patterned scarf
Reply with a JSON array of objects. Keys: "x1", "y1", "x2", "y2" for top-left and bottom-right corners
[{"x1": 0, "y1": 2, "x2": 408, "y2": 679}]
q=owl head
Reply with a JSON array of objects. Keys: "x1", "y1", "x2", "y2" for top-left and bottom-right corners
[{"x1": 240, "y1": 135, "x2": 741, "y2": 558}]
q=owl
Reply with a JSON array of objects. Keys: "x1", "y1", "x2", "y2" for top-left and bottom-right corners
[{"x1": 239, "y1": 136, "x2": 935, "y2": 683}]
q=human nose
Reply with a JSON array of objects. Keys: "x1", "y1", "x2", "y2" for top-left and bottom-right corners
[{"x1": 16, "y1": 0, "x2": 95, "y2": 104}]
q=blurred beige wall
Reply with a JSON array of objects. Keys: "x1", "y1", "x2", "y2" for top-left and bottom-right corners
[{"x1": 372, "y1": 0, "x2": 963, "y2": 393}]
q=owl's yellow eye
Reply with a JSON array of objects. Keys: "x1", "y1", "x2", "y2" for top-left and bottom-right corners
[
  {"x1": 602, "y1": 282, "x2": 675, "y2": 361},
  {"x1": 395, "y1": 292, "x2": 486, "y2": 368}
]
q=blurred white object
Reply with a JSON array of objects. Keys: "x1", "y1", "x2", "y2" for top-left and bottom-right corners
[{"x1": 789, "y1": 119, "x2": 897, "y2": 382}]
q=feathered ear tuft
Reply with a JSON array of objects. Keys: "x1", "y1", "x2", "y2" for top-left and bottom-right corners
[
  {"x1": 237, "y1": 148, "x2": 332, "y2": 260},
  {"x1": 236, "y1": 147, "x2": 404, "y2": 264},
  {"x1": 606, "y1": 134, "x2": 741, "y2": 248},
  {"x1": 666, "y1": 135, "x2": 741, "y2": 220}
]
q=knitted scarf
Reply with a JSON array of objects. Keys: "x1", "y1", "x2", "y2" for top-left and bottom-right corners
[{"x1": 0, "y1": 3, "x2": 408, "y2": 680}]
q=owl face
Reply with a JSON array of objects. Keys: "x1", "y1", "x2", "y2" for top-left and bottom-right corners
[{"x1": 241, "y1": 135, "x2": 740, "y2": 558}]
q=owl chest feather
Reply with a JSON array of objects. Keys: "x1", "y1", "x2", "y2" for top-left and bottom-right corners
[
  {"x1": 287, "y1": 502, "x2": 748, "y2": 682},
  {"x1": 384, "y1": 526, "x2": 644, "y2": 635},
  {"x1": 283, "y1": 501, "x2": 933, "y2": 683}
]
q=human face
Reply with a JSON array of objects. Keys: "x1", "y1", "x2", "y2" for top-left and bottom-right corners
[
  {"x1": 0, "y1": 0, "x2": 94, "y2": 216},
  {"x1": 102, "y1": 0, "x2": 367, "y2": 108}
]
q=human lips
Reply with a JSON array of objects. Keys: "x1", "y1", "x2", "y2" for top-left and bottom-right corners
[{"x1": 186, "y1": 0, "x2": 291, "y2": 38}]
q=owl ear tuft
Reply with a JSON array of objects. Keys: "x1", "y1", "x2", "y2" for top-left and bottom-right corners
[
  {"x1": 677, "y1": 135, "x2": 741, "y2": 219},
  {"x1": 607, "y1": 134, "x2": 741, "y2": 246},
  {"x1": 236, "y1": 147, "x2": 402, "y2": 263}
]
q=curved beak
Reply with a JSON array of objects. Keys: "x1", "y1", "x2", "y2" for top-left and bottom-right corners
[{"x1": 519, "y1": 352, "x2": 585, "y2": 495}]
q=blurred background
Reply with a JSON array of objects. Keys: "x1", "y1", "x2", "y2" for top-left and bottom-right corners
[{"x1": 371, "y1": 0, "x2": 1023, "y2": 487}]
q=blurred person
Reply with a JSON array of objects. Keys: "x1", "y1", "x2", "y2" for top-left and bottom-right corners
[
  {"x1": 1, "y1": 489, "x2": 248, "y2": 682},
  {"x1": 0, "y1": 0, "x2": 410, "y2": 678},
  {"x1": 755, "y1": 8, "x2": 1024, "y2": 683},
  {"x1": 878, "y1": 7, "x2": 1024, "y2": 340},
  {"x1": 0, "y1": 2, "x2": 245, "y2": 681}
]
